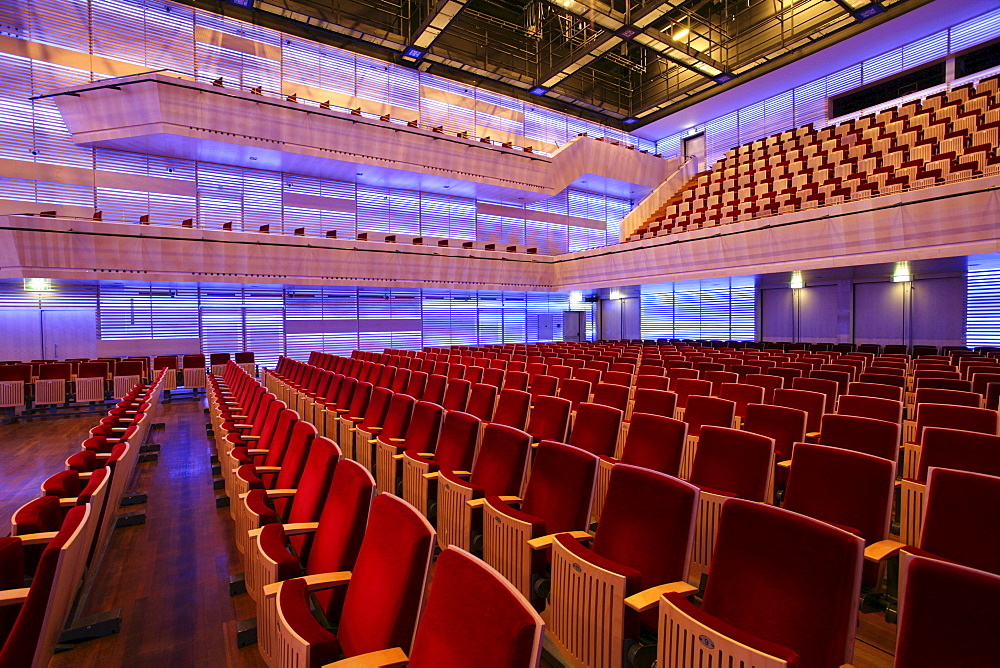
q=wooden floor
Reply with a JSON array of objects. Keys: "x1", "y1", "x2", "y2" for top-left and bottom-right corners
[{"x1": 0, "y1": 398, "x2": 895, "y2": 668}]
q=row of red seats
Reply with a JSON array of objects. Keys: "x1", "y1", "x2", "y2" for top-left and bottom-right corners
[
  {"x1": 207, "y1": 361, "x2": 546, "y2": 667},
  {"x1": 0, "y1": 370, "x2": 167, "y2": 666},
  {"x1": 269, "y1": 349, "x2": 1000, "y2": 666},
  {"x1": 631, "y1": 72, "x2": 1000, "y2": 239}
]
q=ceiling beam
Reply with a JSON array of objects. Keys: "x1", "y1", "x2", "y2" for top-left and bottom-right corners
[
  {"x1": 534, "y1": 0, "x2": 725, "y2": 92},
  {"x1": 406, "y1": 0, "x2": 472, "y2": 57}
]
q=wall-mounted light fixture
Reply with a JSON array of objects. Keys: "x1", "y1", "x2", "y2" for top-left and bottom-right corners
[
  {"x1": 789, "y1": 271, "x2": 804, "y2": 290},
  {"x1": 23, "y1": 278, "x2": 51, "y2": 292},
  {"x1": 609, "y1": 289, "x2": 624, "y2": 300},
  {"x1": 892, "y1": 262, "x2": 911, "y2": 283},
  {"x1": 569, "y1": 291, "x2": 583, "y2": 305}
]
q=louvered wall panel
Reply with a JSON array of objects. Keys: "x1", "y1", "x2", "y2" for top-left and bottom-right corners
[
  {"x1": 640, "y1": 277, "x2": 757, "y2": 341},
  {"x1": 655, "y1": 9, "x2": 1000, "y2": 164}
]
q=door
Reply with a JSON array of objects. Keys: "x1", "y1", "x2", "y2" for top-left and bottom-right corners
[
  {"x1": 563, "y1": 311, "x2": 586, "y2": 342},
  {"x1": 684, "y1": 133, "x2": 706, "y2": 173},
  {"x1": 537, "y1": 314, "x2": 553, "y2": 340},
  {"x1": 0, "y1": 309, "x2": 43, "y2": 361},
  {"x1": 41, "y1": 309, "x2": 97, "y2": 359}
]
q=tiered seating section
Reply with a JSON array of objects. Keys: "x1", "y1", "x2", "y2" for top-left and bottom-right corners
[
  {"x1": 630, "y1": 72, "x2": 1000, "y2": 240},
  {"x1": 209, "y1": 340, "x2": 1000, "y2": 667},
  {"x1": 0, "y1": 370, "x2": 167, "y2": 665},
  {"x1": 0, "y1": 352, "x2": 254, "y2": 413}
]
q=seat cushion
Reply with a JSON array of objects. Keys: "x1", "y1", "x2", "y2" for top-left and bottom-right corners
[{"x1": 42, "y1": 471, "x2": 81, "y2": 498}]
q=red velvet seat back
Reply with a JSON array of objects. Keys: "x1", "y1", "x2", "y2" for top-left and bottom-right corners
[
  {"x1": 0, "y1": 505, "x2": 88, "y2": 668},
  {"x1": 917, "y1": 427, "x2": 1000, "y2": 482},
  {"x1": 634, "y1": 375, "x2": 668, "y2": 392},
  {"x1": 557, "y1": 378, "x2": 591, "y2": 411},
  {"x1": 259, "y1": 408, "x2": 300, "y2": 466},
  {"x1": 717, "y1": 383, "x2": 764, "y2": 418},
  {"x1": 792, "y1": 376, "x2": 838, "y2": 412},
  {"x1": 573, "y1": 368, "x2": 601, "y2": 386},
  {"x1": 481, "y1": 368, "x2": 504, "y2": 388},
  {"x1": 684, "y1": 395, "x2": 736, "y2": 437},
  {"x1": 914, "y1": 387, "x2": 981, "y2": 408},
  {"x1": 374, "y1": 365, "x2": 394, "y2": 389},
  {"x1": 895, "y1": 557, "x2": 1000, "y2": 668},
  {"x1": 269, "y1": 420, "x2": 317, "y2": 492},
  {"x1": 847, "y1": 381, "x2": 903, "y2": 402},
  {"x1": 359, "y1": 388, "x2": 393, "y2": 430},
  {"x1": 470, "y1": 425, "x2": 531, "y2": 496},
  {"x1": 836, "y1": 395, "x2": 902, "y2": 423},
  {"x1": 432, "y1": 411, "x2": 481, "y2": 474},
  {"x1": 389, "y1": 368, "x2": 410, "y2": 394},
  {"x1": 503, "y1": 371, "x2": 529, "y2": 392},
  {"x1": 631, "y1": 388, "x2": 676, "y2": 418},
  {"x1": 463, "y1": 383, "x2": 496, "y2": 422},
  {"x1": 592, "y1": 383, "x2": 629, "y2": 412},
  {"x1": 915, "y1": 403, "x2": 998, "y2": 442},
  {"x1": 423, "y1": 374, "x2": 447, "y2": 405},
  {"x1": 379, "y1": 393, "x2": 416, "y2": 441},
  {"x1": 817, "y1": 414, "x2": 899, "y2": 461},
  {"x1": 525, "y1": 395, "x2": 571, "y2": 443},
  {"x1": 593, "y1": 465, "x2": 698, "y2": 589},
  {"x1": 345, "y1": 381, "x2": 373, "y2": 419},
  {"x1": 336, "y1": 495, "x2": 435, "y2": 657},
  {"x1": 407, "y1": 548, "x2": 540, "y2": 668},
  {"x1": 442, "y1": 378, "x2": 471, "y2": 411},
  {"x1": 403, "y1": 372, "x2": 427, "y2": 400},
  {"x1": 674, "y1": 378, "x2": 710, "y2": 408},
  {"x1": 528, "y1": 375, "x2": 559, "y2": 401},
  {"x1": 744, "y1": 374, "x2": 783, "y2": 403},
  {"x1": 279, "y1": 437, "x2": 341, "y2": 556},
  {"x1": 520, "y1": 441, "x2": 598, "y2": 535},
  {"x1": 400, "y1": 401, "x2": 444, "y2": 454},
  {"x1": 702, "y1": 500, "x2": 863, "y2": 668},
  {"x1": 783, "y1": 443, "x2": 893, "y2": 586},
  {"x1": 919, "y1": 467, "x2": 1000, "y2": 575},
  {"x1": 492, "y1": 390, "x2": 530, "y2": 430},
  {"x1": 568, "y1": 403, "x2": 622, "y2": 457},
  {"x1": 621, "y1": 414, "x2": 687, "y2": 476},
  {"x1": 689, "y1": 426, "x2": 773, "y2": 502},
  {"x1": 772, "y1": 388, "x2": 825, "y2": 433}
]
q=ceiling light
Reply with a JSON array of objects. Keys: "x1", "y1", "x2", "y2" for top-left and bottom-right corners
[
  {"x1": 24, "y1": 278, "x2": 51, "y2": 292},
  {"x1": 569, "y1": 291, "x2": 583, "y2": 304},
  {"x1": 790, "y1": 272, "x2": 804, "y2": 290},
  {"x1": 672, "y1": 27, "x2": 689, "y2": 40},
  {"x1": 892, "y1": 262, "x2": 911, "y2": 283}
]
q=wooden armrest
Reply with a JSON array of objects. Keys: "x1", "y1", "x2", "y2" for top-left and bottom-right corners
[
  {"x1": 451, "y1": 470, "x2": 471, "y2": 476},
  {"x1": 233, "y1": 424, "x2": 253, "y2": 429},
  {"x1": 16, "y1": 531, "x2": 59, "y2": 546},
  {"x1": 59, "y1": 498, "x2": 78, "y2": 507},
  {"x1": 242, "y1": 435, "x2": 261, "y2": 441},
  {"x1": 248, "y1": 522, "x2": 318, "y2": 541},
  {"x1": 805, "y1": 431, "x2": 820, "y2": 439},
  {"x1": 392, "y1": 454, "x2": 405, "y2": 460},
  {"x1": 78, "y1": 472, "x2": 92, "y2": 479},
  {"x1": 368, "y1": 426, "x2": 383, "y2": 433},
  {"x1": 324, "y1": 647, "x2": 409, "y2": 668},
  {"x1": 255, "y1": 466, "x2": 281, "y2": 473},
  {"x1": 625, "y1": 582, "x2": 698, "y2": 612},
  {"x1": 264, "y1": 489, "x2": 297, "y2": 498},
  {"x1": 0, "y1": 588, "x2": 30, "y2": 607},
  {"x1": 527, "y1": 530, "x2": 590, "y2": 551},
  {"x1": 228, "y1": 414, "x2": 248, "y2": 420},
  {"x1": 281, "y1": 522, "x2": 320, "y2": 536},
  {"x1": 864, "y1": 539, "x2": 906, "y2": 563},
  {"x1": 245, "y1": 448, "x2": 268, "y2": 455},
  {"x1": 776, "y1": 459, "x2": 791, "y2": 469},
  {"x1": 422, "y1": 471, "x2": 438, "y2": 480},
  {"x1": 388, "y1": 438, "x2": 406, "y2": 443},
  {"x1": 416, "y1": 452, "x2": 435, "y2": 458},
  {"x1": 111, "y1": 427, "x2": 128, "y2": 433},
  {"x1": 467, "y1": 495, "x2": 520, "y2": 509},
  {"x1": 95, "y1": 452, "x2": 112, "y2": 460},
  {"x1": 262, "y1": 571, "x2": 352, "y2": 599}
]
